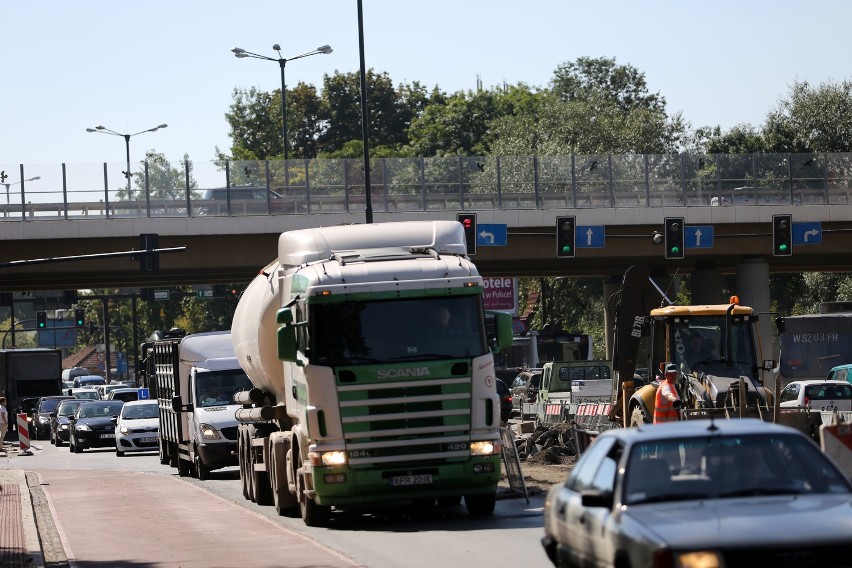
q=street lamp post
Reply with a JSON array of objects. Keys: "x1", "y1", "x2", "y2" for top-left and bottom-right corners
[
  {"x1": 85, "y1": 124, "x2": 168, "y2": 199},
  {"x1": 231, "y1": 44, "x2": 332, "y2": 163},
  {"x1": 2, "y1": 176, "x2": 40, "y2": 205}
]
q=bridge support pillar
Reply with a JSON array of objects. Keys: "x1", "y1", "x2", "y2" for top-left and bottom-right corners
[
  {"x1": 691, "y1": 262, "x2": 725, "y2": 304},
  {"x1": 736, "y1": 257, "x2": 775, "y2": 390}
]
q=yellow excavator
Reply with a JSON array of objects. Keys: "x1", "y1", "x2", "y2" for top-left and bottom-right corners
[{"x1": 608, "y1": 266, "x2": 781, "y2": 427}]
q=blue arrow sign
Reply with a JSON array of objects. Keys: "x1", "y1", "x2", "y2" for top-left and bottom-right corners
[
  {"x1": 576, "y1": 226, "x2": 605, "y2": 248},
  {"x1": 476, "y1": 224, "x2": 507, "y2": 246},
  {"x1": 793, "y1": 221, "x2": 821, "y2": 245},
  {"x1": 685, "y1": 225, "x2": 714, "y2": 248}
]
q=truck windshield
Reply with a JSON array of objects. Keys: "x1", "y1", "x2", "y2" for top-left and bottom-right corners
[
  {"x1": 195, "y1": 369, "x2": 254, "y2": 407},
  {"x1": 310, "y1": 295, "x2": 488, "y2": 365},
  {"x1": 671, "y1": 316, "x2": 756, "y2": 374}
]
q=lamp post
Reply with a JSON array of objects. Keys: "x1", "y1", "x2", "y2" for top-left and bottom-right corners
[
  {"x1": 2, "y1": 176, "x2": 40, "y2": 205},
  {"x1": 231, "y1": 44, "x2": 332, "y2": 162},
  {"x1": 85, "y1": 123, "x2": 168, "y2": 199}
]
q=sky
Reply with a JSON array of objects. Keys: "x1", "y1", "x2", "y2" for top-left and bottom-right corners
[{"x1": 2, "y1": 0, "x2": 851, "y2": 171}]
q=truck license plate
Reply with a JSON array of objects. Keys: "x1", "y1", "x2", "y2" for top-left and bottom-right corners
[
  {"x1": 100, "y1": 433, "x2": 115, "y2": 439},
  {"x1": 140, "y1": 436, "x2": 158, "y2": 443},
  {"x1": 390, "y1": 474, "x2": 432, "y2": 486}
]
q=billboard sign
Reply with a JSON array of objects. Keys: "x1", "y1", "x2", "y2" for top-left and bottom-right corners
[{"x1": 482, "y1": 277, "x2": 518, "y2": 316}]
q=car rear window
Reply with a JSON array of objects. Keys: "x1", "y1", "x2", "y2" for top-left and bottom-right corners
[{"x1": 805, "y1": 384, "x2": 852, "y2": 400}]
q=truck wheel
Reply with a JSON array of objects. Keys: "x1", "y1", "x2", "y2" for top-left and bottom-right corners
[
  {"x1": 239, "y1": 430, "x2": 250, "y2": 500},
  {"x1": 178, "y1": 457, "x2": 191, "y2": 477},
  {"x1": 464, "y1": 492, "x2": 496, "y2": 516},
  {"x1": 297, "y1": 460, "x2": 330, "y2": 527},
  {"x1": 270, "y1": 435, "x2": 298, "y2": 517},
  {"x1": 158, "y1": 439, "x2": 169, "y2": 465},
  {"x1": 629, "y1": 406, "x2": 648, "y2": 427},
  {"x1": 250, "y1": 434, "x2": 273, "y2": 506}
]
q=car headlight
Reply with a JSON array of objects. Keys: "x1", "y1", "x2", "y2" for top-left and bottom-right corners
[
  {"x1": 38, "y1": 416, "x2": 50, "y2": 424},
  {"x1": 59, "y1": 424, "x2": 69, "y2": 431},
  {"x1": 76, "y1": 424, "x2": 91, "y2": 431},
  {"x1": 198, "y1": 423, "x2": 221, "y2": 440},
  {"x1": 661, "y1": 551, "x2": 723, "y2": 568},
  {"x1": 119, "y1": 425, "x2": 130, "y2": 435}
]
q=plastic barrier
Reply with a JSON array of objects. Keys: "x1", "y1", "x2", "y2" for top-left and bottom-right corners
[
  {"x1": 17, "y1": 413, "x2": 32, "y2": 455},
  {"x1": 820, "y1": 420, "x2": 852, "y2": 478}
]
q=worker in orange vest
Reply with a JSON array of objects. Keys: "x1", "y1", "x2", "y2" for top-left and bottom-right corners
[{"x1": 654, "y1": 363, "x2": 682, "y2": 423}]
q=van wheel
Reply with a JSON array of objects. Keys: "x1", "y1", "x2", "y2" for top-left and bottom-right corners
[{"x1": 194, "y1": 447, "x2": 211, "y2": 480}]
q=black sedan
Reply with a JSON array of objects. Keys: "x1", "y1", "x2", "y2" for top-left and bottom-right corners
[
  {"x1": 50, "y1": 399, "x2": 83, "y2": 446},
  {"x1": 33, "y1": 396, "x2": 74, "y2": 440},
  {"x1": 69, "y1": 400, "x2": 125, "y2": 453},
  {"x1": 542, "y1": 419, "x2": 852, "y2": 568}
]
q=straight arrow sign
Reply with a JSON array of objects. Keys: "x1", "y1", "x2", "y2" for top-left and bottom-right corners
[
  {"x1": 575, "y1": 226, "x2": 605, "y2": 248},
  {"x1": 685, "y1": 225, "x2": 714, "y2": 248}
]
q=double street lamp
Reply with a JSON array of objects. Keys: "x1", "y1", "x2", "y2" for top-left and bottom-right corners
[
  {"x1": 2, "y1": 175, "x2": 40, "y2": 205},
  {"x1": 85, "y1": 123, "x2": 168, "y2": 199},
  {"x1": 231, "y1": 44, "x2": 332, "y2": 162}
]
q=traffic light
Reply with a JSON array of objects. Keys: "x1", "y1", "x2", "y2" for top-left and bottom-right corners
[
  {"x1": 664, "y1": 217, "x2": 685, "y2": 259},
  {"x1": 139, "y1": 233, "x2": 160, "y2": 273},
  {"x1": 456, "y1": 213, "x2": 477, "y2": 256},
  {"x1": 74, "y1": 309, "x2": 85, "y2": 327},
  {"x1": 36, "y1": 311, "x2": 47, "y2": 329},
  {"x1": 555, "y1": 216, "x2": 576, "y2": 258},
  {"x1": 772, "y1": 214, "x2": 793, "y2": 256}
]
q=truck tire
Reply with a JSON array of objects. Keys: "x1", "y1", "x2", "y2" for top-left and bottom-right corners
[
  {"x1": 296, "y1": 449, "x2": 330, "y2": 527},
  {"x1": 270, "y1": 435, "x2": 298, "y2": 517},
  {"x1": 158, "y1": 439, "x2": 169, "y2": 465},
  {"x1": 178, "y1": 456, "x2": 192, "y2": 477},
  {"x1": 252, "y1": 444, "x2": 273, "y2": 506},
  {"x1": 629, "y1": 405, "x2": 648, "y2": 427},
  {"x1": 464, "y1": 492, "x2": 496, "y2": 516},
  {"x1": 242, "y1": 426, "x2": 256, "y2": 502},
  {"x1": 194, "y1": 446, "x2": 211, "y2": 480}
]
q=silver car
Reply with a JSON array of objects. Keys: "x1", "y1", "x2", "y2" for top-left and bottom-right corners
[{"x1": 542, "y1": 419, "x2": 852, "y2": 568}]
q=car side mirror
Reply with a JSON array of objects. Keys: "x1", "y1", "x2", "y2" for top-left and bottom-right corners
[
  {"x1": 49, "y1": 412, "x2": 57, "y2": 418},
  {"x1": 110, "y1": 417, "x2": 118, "y2": 424},
  {"x1": 580, "y1": 489, "x2": 614, "y2": 509}
]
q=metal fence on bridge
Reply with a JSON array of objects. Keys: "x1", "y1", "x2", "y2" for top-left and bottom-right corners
[{"x1": 2, "y1": 152, "x2": 851, "y2": 221}]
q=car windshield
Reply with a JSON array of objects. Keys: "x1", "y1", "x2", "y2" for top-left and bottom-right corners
[
  {"x1": 79, "y1": 402, "x2": 123, "y2": 418},
  {"x1": 195, "y1": 369, "x2": 253, "y2": 408},
  {"x1": 805, "y1": 383, "x2": 852, "y2": 400},
  {"x1": 623, "y1": 433, "x2": 851, "y2": 505},
  {"x1": 74, "y1": 391, "x2": 100, "y2": 400},
  {"x1": 122, "y1": 403, "x2": 159, "y2": 420},
  {"x1": 38, "y1": 399, "x2": 65, "y2": 413},
  {"x1": 58, "y1": 402, "x2": 81, "y2": 416}
]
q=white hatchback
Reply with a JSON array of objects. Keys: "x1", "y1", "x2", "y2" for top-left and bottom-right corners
[
  {"x1": 779, "y1": 379, "x2": 852, "y2": 412},
  {"x1": 114, "y1": 400, "x2": 160, "y2": 456}
]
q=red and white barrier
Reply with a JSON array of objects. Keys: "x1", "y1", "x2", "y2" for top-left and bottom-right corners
[
  {"x1": 820, "y1": 421, "x2": 852, "y2": 478},
  {"x1": 17, "y1": 413, "x2": 32, "y2": 455}
]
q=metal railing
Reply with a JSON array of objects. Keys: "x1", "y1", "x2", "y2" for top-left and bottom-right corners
[{"x1": 2, "y1": 153, "x2": 851, "y2": 221}]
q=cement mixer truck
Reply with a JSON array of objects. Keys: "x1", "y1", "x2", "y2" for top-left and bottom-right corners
[{"x1": 231, "y1": 220, "x2": 513, "y2": 526}]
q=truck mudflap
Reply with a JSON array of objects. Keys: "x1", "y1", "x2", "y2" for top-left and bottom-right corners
[
  {"x1": 308, "y1": 456, "x2": 500, "y2": 506},
  {"x1": 197, "y1": 441, "x2": 239, "y2": 470}
]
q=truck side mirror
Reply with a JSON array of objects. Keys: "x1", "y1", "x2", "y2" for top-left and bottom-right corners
[
  {"x1": 485, "y1": 311, "x2": 514, "y2": 352},
  {"x1": 762, "y1": 359, "x2": 777, "y2": 371},
  {"x1": 172, "y1": 395, "x2": 190, "y2": 413}
]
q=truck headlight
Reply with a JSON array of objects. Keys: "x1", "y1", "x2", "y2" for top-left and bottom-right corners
[
  {"x1": 309, "y1": 450, "x2": 347, "y2": 467},
  {"x1": 470, "y1": 440, "x2": 499, "y2": 456},
  {"x1": 673, "y1": 551, "x2": 722, "y2": 568},
  {"x1": 199, "y1": 423, "x2": 221, "y2": 440}
]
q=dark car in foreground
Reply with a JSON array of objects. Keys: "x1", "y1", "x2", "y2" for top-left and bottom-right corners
[
  {"x1": 50, "y1": 399, "x2": 83, "y2": 447},
  {"x1": 33, "y1": 395, "x2": 74, "y2": 439},
  {"x1": 69, "y1": 400, "x2": 125, "y2": 453},
  {"x1": 542, "y1": 419, "x2": 852, "y2": 568}
]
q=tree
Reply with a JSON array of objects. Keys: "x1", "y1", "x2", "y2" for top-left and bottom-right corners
[
  {"x1": 126, "y1": 151, "x2": 199, "y2": 201},
  {"x1": 764, "y1": 79, "x2": 852, "y2": 153},
  {"x1": 551, "y1": 56, "x2": 666, "y2": 114}
]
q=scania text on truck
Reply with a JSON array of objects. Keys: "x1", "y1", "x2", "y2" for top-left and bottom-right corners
[
  {"x1": 231, "y1": 220, "x2": 513, "y2": 526},
  {"x1": 154, "y1": 330, "x2": 253, "y2": 479}
]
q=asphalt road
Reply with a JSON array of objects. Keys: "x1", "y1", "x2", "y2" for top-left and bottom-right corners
[{"x1": 8, "y1": 437, "x2": 554, "y2": 568}]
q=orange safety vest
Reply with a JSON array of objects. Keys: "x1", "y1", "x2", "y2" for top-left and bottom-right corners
[{"x1": 653, "y1": 380, "x2": 680, "y2": 423}]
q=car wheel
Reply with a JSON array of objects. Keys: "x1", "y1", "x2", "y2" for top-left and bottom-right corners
[
  {"x1": 116, "y1": 449, "x2": 124, "y2": 457},
  {"x1": 73, "y1": 439, "x2": 83, "y2": 454},
  {"x1": 50, "y1": 432, "x2": 55, "y2": 445},
  {"x1": 55, "y1": 436, "x2": 64, "y2": 448}
]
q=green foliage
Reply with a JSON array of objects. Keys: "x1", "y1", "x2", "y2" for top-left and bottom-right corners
[
  {"x1": 124, "y1": 151, "x2": 199, "y2": 201},
  {"x1": 764, "y1": 79, "x2": 852, "y2": 153}
]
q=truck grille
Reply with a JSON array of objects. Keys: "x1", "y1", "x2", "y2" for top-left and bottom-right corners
[{"x1": 337, "y1": 376, "x2": 471, "y2": 467}]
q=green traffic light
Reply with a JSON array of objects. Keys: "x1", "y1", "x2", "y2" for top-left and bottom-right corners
[
  {"x1": 778, "y1": 244, "x2": 788, "y2": 252},
  {"x1": 670, "y1": 246, "x2": 680, "y2": 254},
  {"x1": 561, "y1": 245, "x2": 571, "y2": 253}
]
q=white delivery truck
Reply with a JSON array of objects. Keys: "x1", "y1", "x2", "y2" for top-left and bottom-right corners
[
  {"x1": 155, "y1": 330, "x2": 253, "y2": 479},
  {"x1": 231, "y1": 220, "x2": 513, "y2": 526}
]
